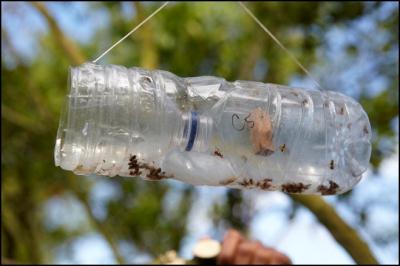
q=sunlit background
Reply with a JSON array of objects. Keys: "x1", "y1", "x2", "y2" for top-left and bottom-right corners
[{"x1": 1, "y1": 1, "x2": 398, "y2": 264}]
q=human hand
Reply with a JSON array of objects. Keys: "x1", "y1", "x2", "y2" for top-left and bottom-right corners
[{"x1": 217, "y1": 229, "x2": 291, "y2": 265}]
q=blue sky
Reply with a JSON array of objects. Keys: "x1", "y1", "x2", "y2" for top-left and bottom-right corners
[{"x1": 2, "y1": 1, "x2": 399, "y2": 264}]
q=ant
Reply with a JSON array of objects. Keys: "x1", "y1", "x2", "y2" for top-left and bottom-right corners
[
  {"x1": 213, "y1": 148, "x2": 223, "y2": 158},
  {"x1": 330, "y1": 160, "x2": 335, "y2": 170},
  {"x1": 279, "y1": 144, "x2": 286, "y2": 152}
]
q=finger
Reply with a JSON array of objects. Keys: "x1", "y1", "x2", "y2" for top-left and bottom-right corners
[
  {"x1": 251, "y1": 245, "x2": 275, "y2": 264},
  {"x1": 269, "y1": 252, "x2": 292, "y2": 265},
  {"x1": 233, "y1": 240, "x2": 259, "y2": 265},
  {"x1": 217, "y1": 229, "x2": 243, "y2": 265}
]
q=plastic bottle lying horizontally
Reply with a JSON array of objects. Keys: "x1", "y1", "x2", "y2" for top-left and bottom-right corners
[{"x1": 54, "y1": 62, "x2": 372, "y2": 195}]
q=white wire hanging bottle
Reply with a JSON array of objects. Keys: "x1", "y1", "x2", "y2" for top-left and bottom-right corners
[{"x1": 54, "y1": 62, "x2": 372, "y2": 195}]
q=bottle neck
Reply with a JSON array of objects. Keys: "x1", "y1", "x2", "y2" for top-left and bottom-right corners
[{"x1": 174, "y1": 111, "x2": 213, "y2": 153}]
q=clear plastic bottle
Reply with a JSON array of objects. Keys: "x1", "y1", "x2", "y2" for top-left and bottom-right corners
[{"x1": 55, "y1": 62, "x2": 372, "y2": 195}]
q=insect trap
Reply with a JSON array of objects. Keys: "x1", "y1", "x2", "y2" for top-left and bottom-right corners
[{"x1": 54, "y1": 2, "x2": 372, "y2": 195}]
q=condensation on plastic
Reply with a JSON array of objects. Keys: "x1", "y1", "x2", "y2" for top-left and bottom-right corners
[{"x1": 54, "y1": 62, "x2": 372, "y2": 195}]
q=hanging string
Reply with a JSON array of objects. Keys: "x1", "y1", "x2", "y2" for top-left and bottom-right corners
[
  {"x1": 92, "y1": 1, "x2": 322, "y2": 90},
  {"x1": 237, "y1": 2, "x2": 323, "y2": 90},
  {"x1": 92, "y1": 2, "x2": 169, "y2": 63}
]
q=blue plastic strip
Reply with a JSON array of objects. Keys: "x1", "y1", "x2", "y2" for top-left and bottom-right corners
[{"x1": 185, "y1": 111, "x2": 198, "y2": 151}]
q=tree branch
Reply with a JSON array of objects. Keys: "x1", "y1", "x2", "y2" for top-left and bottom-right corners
[
  {"x1": 66, "y1": 174, "x2": 126, "y2": 264},
  {"x1": 290, "y1": 195, "x2": 378, "y2": 264},
  {"x1": 1, "y1": 104, "x2": 44, "y2": 134},
  {"x1": 31, "y1": 2, "x2": 85, "y2": 65},
  {"x1": 30, "y1": 3, "x2": 126, "y2": 262},
  {"x1": 132, "y1": 2, "x2": 159, "y2": 69},
  {"x1": 73, "y1": 191, "x2": 126, "y2": 264},
  {"x1": 238, "y1": 38, "x2": 263, "y2": 80},
  {"x1": 28, "y1": 3, "x2": 378, "y2": 265},
  {"x1": 2, "y1": 27, "x2": 55, "y2": 123}
]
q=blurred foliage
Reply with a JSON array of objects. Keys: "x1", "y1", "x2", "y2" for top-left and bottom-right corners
[{"x1": 1, "y1": 1, "x2": 398, "y2": 264}]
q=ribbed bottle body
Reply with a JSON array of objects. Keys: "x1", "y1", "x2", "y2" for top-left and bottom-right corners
[{"x1": 55, "y1": 63, "x2": 183, "y2": 178}]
